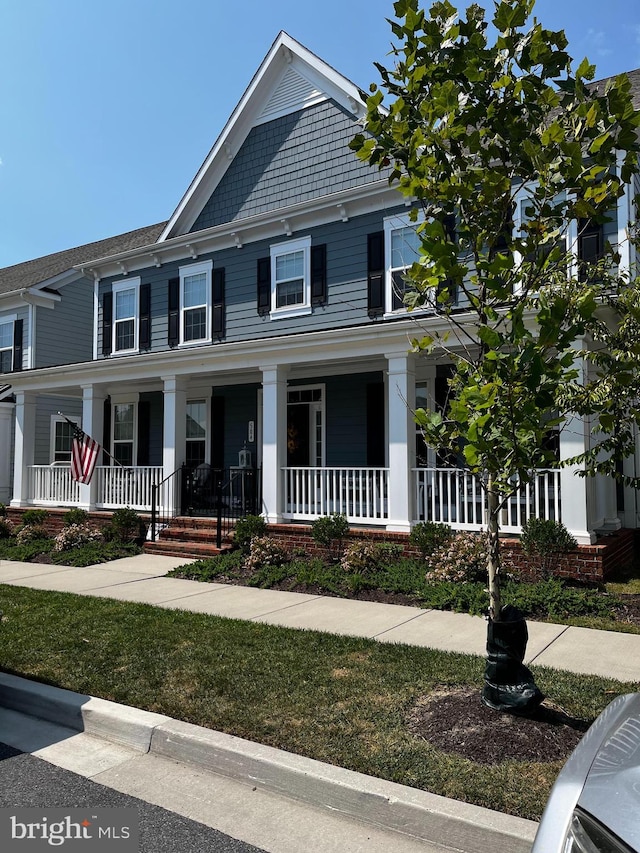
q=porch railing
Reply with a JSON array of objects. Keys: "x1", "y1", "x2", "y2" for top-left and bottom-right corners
[
  {"x1": 28, "y1": 464, "x2": 81, "y2": 506},
  {"x1": 95, "y1": 466, "x2": 163, "y2": 511},
  {"x1": 413, "y1": 467, "x2": 562, "y2": 532},
  {"x1": 27, "y1": 465, "x2": 162, "y2": 511},
  {"x1": 283, "y1": 466, "x2": 389, "y2": 523}
]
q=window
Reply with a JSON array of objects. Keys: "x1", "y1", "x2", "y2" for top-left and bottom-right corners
[
  {"x1": 270, "y1": 237, "x2": 311, "y2": 318},
  {"x1": 186, "y1": 400, "x2": 207, "y2": 468},
  {"x1": 112, "y1": 403, "x2": 136, "y2": 467},
  {"x1": 0, "y1": 315, "x2": 21, "y2": 372},
  {"x1": 385, "y1": 215, "x2": 423, "y2": 312},
  {"x1": 0, "y1": 320, "x2": 13, "y2": 373},
  {"x1": 50, "y1": 416, "x2": 78, "y2": 463},
  {"x1": 112, "y1": 280, "x2": 139, "y2": 353},
  {"x1": 180, "y1": 261, "x2": 212, "y2": 344}
]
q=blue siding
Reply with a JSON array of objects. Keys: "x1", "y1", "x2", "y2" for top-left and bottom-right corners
[
  {"x1": 36, "y1": 278, "x2": 94, "y2": 368},
  {"x1": 191, "y1": 100, "x2": 387, "y2": 231},
  {"x1": 96, "y1": 206, "x2": 405, "y2": 358},
  {"x1": 214, "y1": 385, "x2": 259, "y2": 470}
]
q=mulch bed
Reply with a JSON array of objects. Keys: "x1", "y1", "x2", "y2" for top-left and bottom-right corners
[{"x1": 407, "y1": 686, "x2": 591, "y2": 765}]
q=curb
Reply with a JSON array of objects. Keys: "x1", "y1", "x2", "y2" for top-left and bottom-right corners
[{"x1": 0, "y1": 672, "x2": 537, "y2": 853}]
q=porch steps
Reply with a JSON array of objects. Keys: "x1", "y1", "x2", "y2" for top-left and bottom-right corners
[{"x1": 144, "y1": 516, "x2": 234, "y2": 561}]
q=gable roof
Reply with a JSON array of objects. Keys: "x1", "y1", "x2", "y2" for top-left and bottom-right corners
[
  {"x1": 0, "y1": 222, "x2": 167, "y2": 297},
  {"x1": 159, "y1": 31, "x2": 369, "y2": 242}
]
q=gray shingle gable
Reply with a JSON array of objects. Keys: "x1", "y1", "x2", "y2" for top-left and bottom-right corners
[
  {"x1": 0, "y1": 222, "x2": 167, "y2": 296},
  {"x1": 190, "y1": 100, "x2": 386, "y2": 232}
]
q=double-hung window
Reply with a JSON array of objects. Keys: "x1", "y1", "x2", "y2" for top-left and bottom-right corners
[
  {"x1": 186, "y1": 400, "x2": 208, "y2": 468},
  {"x1": 112, "y1": 279, "x2": 139, "y2": 353},
  {"x1": 270, "y1": 236, "x2": 311, "y2": 318},
  {"x1": 0, "y1": 319, "x2": 14, "y2": 373},
  {"x1": 50, "y1": 415, "x2": 78, "y2": 463},
  {"x1": 112, "y1": 402, "x2": 136, "y2": 467},
  {"x1": 180, "y1": 261, "x2": 212, "y2": 344},
  {"x1": 385, "y1": 214, "x2": 423, "y2": 313}
]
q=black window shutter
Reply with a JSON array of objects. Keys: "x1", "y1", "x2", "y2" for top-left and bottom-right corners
[
  {"x1": 257, "y1": 258, "x2": 271, "y2": 315},
  {"x1": 212, "y1": 268, "x2": 225, "y2": 338},
  {"x1": 367, "y1": 232, "x2": 385, "y2": 317},
  {"x1": 168, "y1": 278, "x2": 179, "y2": 346},
  {"x1": 578, "y1": 219, "x2": 603, "y2": 281},
  {"x1": 211, "y1": 395, "x2": 225, "y2": 470},
  {"x1": 438, "y1": 214, "x2": 457, "y2": 306},
  {"x1": 102, "y1": 398, "x2": 111, "y2": 466},
  {"x1": 366, "y1": 382, "x2": 385, "y2": 466},
  {"x1": 12, "y1": 319, "x2": 23, "y2": 371},
  {"x1": 311, "y1": 244, "x2": 327, "y2": 306},
  {"x1": 102, "y1": 291, "x2": 113, "y2": 356},
  {"x1": 139, "y1": 283, "x2": 151, "y2": 350},
  {"x1": 137, "y1": 399, "x2": 150, "y2": 466}
]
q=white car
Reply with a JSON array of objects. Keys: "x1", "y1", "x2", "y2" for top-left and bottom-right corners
[{"x1": 532, "y1": 692, "x2": 640, "y2": 852}]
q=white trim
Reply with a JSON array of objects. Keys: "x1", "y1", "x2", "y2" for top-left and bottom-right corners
[
  {"x1": 179, "y1": 259, "x2": 213, "y2": 345},
  {"x1": 270, "y1": 235, "x2": 311, "y2": 319},
  {"x1": 111, "y1": 277, "x2": 141, "y2": 355}
]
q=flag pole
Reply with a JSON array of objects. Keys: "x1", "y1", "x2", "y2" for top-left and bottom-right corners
[{"x1": 57, "y1": 412, "x2": 131, "y2": 472}]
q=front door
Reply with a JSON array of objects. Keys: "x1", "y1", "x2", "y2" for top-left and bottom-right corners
[{"x1": 286, "y1": 386, "x2": 324, "y2": 467}]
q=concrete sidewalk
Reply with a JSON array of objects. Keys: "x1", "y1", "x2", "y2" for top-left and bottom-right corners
[
  {"x1": 2, "y1": 554, "x2": 640, "y2": 681},
  {"x1": 0, "y1": 553, "x2": 638, "y2": 853}
]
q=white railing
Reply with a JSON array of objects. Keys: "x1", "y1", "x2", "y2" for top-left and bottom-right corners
[
  {"x1": 27, "y1": 464, "x2": 163, "y2": 511},
  {"x1": 28, "y1": 465, "x2": 81, "y2": 506},
  {"x1": 413, "y1": 467, "x2": 562, "y2": 533},
  {"x1": 283, "y1": 467, "x2": 389, "y2": 524},
  {"x1": 95, "y1": 466, "x2": 163, "y2": 511}
]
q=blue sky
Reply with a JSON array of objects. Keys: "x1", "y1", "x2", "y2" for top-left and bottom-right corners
[{"x1": 1, "y1": 0, "x2": 639, "y2": 269}]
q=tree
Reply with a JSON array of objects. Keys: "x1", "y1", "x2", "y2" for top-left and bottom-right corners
[{"x1": 351, "y1": 0, "x2": 640, "y2": 707}]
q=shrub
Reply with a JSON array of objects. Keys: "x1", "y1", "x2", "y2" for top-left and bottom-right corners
[
  {"x1": 426, "y1": 532, "x2": 486, "y2": 583},
  {"x1": 0, "y1": 517, "x2": 14, "y2": 539},
  {"x1": 409, "y1": 521, "x2": 453, "y2": 557},
  {"x1": 341, "y1": 540, "x2": 402, "y2": 576},
  {"x1": 234, "y1": 515, "x2": 267, "y2": 551},
  {"x1": 311, "y1": 514, "x2": 349, "y2": 559},
  {"x1": 104, "y1": 507, "x2": 145, "y2": 543},
  {"x1": 16, "y1": 524, "x2": 49, "y2": 544},
  {"x1": 63, "y1": 508, "x2": 89, "y2": 527},
  {"x1": 520, "y1": 518, "x2": 578, "y2": 579},
  {"x1": 22, "y1": 509, "x2": 48, "y2": 527},
  {"x1": 0, "y1": 503, "x2": 6, "y2": 517},
  {"x1": 54, "y1": 523, "x2": 103, "y2": 552},
  {"x1": 244, "y1": 536, "x2": 288, "y2": 571}
]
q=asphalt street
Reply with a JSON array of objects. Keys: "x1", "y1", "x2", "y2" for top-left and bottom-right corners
[{"x1": 0, "y1": 741, "x2": 266, "y2": 853}]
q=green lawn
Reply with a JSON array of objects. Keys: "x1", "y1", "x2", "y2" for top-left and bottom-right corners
[{"x1": 0, "y1": 583, "x2": 633, "y2": 821}]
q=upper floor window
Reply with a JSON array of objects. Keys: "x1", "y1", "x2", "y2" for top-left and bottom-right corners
[
  {"x1": 113, "y1": 280, "x2": 139, "y2": 353},
  {"x1": 0, "y1": 315, "x2": 22, "y2": 373},
  {"x1": 102, "y1": 278, "x2": 149, "y2": 356},
  {"x1": 385, "y1": 214, "x2": 423, "y2": 312},
  {"x1": 270, "y1": 237, "x2": 311, "y2": 318},
  {"x1": 180, "y1": 261, "x2": 212, "y2": 344}
]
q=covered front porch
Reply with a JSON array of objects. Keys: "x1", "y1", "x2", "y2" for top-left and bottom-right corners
[{"x1": 8, "y1": 328, "x2": 614, "y2": 544}]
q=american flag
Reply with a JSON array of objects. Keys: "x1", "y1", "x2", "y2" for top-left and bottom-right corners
[{"x1": 70, "y1": 425, "x2": 101, "y2": 484}]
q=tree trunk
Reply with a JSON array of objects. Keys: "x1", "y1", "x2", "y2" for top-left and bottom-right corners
[{"x1": 486, "y1": 476, "x2": 501, "y2": 623}]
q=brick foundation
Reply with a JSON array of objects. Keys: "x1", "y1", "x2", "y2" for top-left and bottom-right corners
[
  {"x1": 4, "y1": 507, "x2": 149, "y2": 538},
  {"x1": 266, "y1": 523, "x2": 636, "y2": 583}
]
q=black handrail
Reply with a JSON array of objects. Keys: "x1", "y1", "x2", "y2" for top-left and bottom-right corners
[{"x1": 150, "y1": 464, "x2": 184, "y2": 542}]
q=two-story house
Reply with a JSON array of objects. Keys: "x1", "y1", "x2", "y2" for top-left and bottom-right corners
[{"x1": 1, "y1": 33, "x2": 639, "y2": 550}]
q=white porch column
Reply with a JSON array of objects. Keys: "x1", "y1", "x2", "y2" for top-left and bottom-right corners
[
  {"x1": 78, "y1": 384, "x2": 105, "y2": 510},
  {"x1": 162, "y1": 375, "x2": 187, "y2": 514},
  {"x1": 261, "y1": 364, "x2": 288, "y2": 524},
  {"x1": 386, "y1": 352, "x2": 416, "y2": 532},
  {"x1": 10, "y1": 391, "x2": 36, "y2": 507},
  {"x1": 0, "y1": 401, "x2": 15, "y2": 505},
  {"x1": 559, "y1": 352, "x2": 596, "y2": 543}
]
